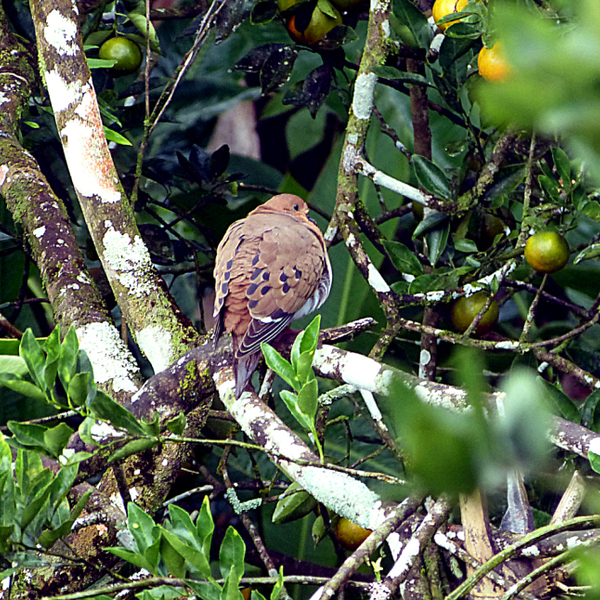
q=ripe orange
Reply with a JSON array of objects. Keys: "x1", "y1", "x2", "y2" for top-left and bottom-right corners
[
  {"x1": 478, "y1": 42, "x2": 511, "y2": 82},
  {"x1": 334, "y1": 517, "x2": 372, "y2": 551},
  {"x1": 432, "y1": 0, "x2": 469, "y2": 32},
  {"x1": 524, "y1": 231, "x2": 569, "y2": 273},
  {"x1": 287, "y1": 4, "x2": 342, "y2": 45},
  {"x1": 451, "y1": 292, "x2": 499, "y2": 336}
]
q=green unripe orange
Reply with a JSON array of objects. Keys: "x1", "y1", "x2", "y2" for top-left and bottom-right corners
[
  {"x1": 524, "y1": 231, "x2": 569, "y2": 273},
  {"x1": 99, "y1": 37, "x2": 143, "y2": 76},
  {"x1": 451, "y1": 291, "x2": 499, "y2": 336}
]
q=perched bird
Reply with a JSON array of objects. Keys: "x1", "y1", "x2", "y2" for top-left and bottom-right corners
[{"x1": 213, "y1": 194, "x2": 332, "y2": 397}]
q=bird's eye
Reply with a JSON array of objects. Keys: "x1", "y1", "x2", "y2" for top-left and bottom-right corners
[{"x1": 293, "y1": 204, "x2": 299, "y2": 211}]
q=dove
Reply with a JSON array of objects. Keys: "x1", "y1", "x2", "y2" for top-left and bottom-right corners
[{"x1": 213, "y1": 194, "x2": 332, "y2": 397}]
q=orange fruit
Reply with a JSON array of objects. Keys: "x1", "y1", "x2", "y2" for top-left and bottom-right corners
[
  {"x1": 287, "y1": 3, "x2": 342, "y2": 45},
  {"x1": 451, "y1": 292, "x2": 499, "y2": 336},
  {"x1": 99, "y1": 37, "x2": 143, "y2": 76},
  {"x1": 432, "y1": 0, "x2": 469, "y2": 32},
  {"x1": 524, "y1": 231, "x2": 569, "y2": 273},
  {"x1": 478, "y1": 42, "x2": 511, "y2": 82},
  {"x1": 334, "y1": 517, "x2": 372, "y2": 551}
]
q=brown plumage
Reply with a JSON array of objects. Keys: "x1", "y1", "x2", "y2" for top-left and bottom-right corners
[{"x1": 213, "y1": 194, "x2": 332, "y2": 397}]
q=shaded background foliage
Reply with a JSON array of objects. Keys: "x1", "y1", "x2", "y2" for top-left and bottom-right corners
[{"x1": 5, "y1": 0, "x2": 600, "y2": 598}]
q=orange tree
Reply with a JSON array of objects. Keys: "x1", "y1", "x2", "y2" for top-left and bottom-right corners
[{"x1": 2, "y1": 0, "x2": 600, "y2": 598}]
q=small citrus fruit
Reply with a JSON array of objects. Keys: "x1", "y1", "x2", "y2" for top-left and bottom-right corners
[
  {"x1": 334, "y1": 517, "x2": 372, "y2": 551},
  {"x1": 99, "y1": 37, "x2": 143, "y2": 76},
  {"x1": 451, "y1": 291, "x2": 499, "y2": 335},
  {"x1": 432, "y1": 0, "x2": 468, "y2": 32},
  {"x1": 524, "y1": 231, "x2": 569, "y2": 274},
  {"x1": 287, "y1": 3, "x2": 342, "y2": 45},
  {"x1": 478, "y1": 42, "x2": 511, "y2": 82}
]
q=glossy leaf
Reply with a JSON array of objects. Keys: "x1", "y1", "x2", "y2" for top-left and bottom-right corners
[
  {"x1": 219, "y1": 526, "x2": 245, "y2": 582},
  {"x1": 261, "y1": 344, "x2": 299, "y2": 391},
  {"x1": 412, "y1": 155, "x2": 452, "y2": 199},
  {"x1": 383, "y1": 240, "x2": 423, "y2": 277},
  {"x1": 89, "y1": 391, "x2": 146, "y2": 436},
  {"x1": 272, "y1": 482, "x2": 317, "y2": 524}
]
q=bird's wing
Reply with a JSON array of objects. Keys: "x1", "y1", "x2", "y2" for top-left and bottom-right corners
[{"x1": 237, "y1": 218, "x2": 328, "y2": 357}]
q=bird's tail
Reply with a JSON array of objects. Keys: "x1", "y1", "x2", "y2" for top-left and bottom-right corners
[{"x1": 234, "y1": 354, "x2": 261, "y2": 398}]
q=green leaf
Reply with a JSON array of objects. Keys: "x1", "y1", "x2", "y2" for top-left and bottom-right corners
[
  {"x1": 295, "y1": 352, "x2": 316, "y2": 388},
  {"x1": 43, "y1": 327, "x2": 61, "y2": 394},
  {"x1": 104, "y1": 127, "x2": 133, "y2": 147},
  {"x1": 538, "y1": 174, "x2": 560, "y2": 201},
  {"x1": 540, "y1": 379, "x2": 581, "y2": 424},
  {"x1": 574, "y1": 243, "x2": 600, "y2": 265},
  {"x1": 298, "y1": 315, "x2": 320, "y2": 357},
  {"x1": 219, "y1": 527, "x2": 245, "y2": 583},
  {"x1": 589, "y1": 450, "x2": 600, "y2": 475},
  {"x1": 185, "y1": 580, "x2": 222, "y2": 600},
  {"x1": 382, "y1": 240, "x2": 424, "y2": 277},
  {"x1": 160, "y1": 534, "x2": 187, "y2": 578},
  {"x1": 0, "y1": 353, "x2": 27, "y2": 375},
  {"x1": 126, "y1": 12, "x2": 161, "y2": 53},
  {"x1": 270, "y1": 567, "x2": 285, "y2": 600},
  {"x1": 261, "y1": 344, "x2": 299, "y2": 391},
  {"x1": 413, "y1": 211, "x2": 450, "y2": 238},
  {"x1": 551, "y1": 147, "x2": 572, "y2": 189},
  {"x1": 43, "y1": 423, "x2": 73, "y2": 458},
  {"x1": 454, "y1": 238, "x2": 479, "y2": 253},
  {"x1": 272, "y1": 482, "x2": 317, "y2": 524},
  {"x1": 280, "y1": 390, "x2": 312, "y2": 431},
  {"x1": 108, "y1": 438, "x2": 158, "y2": 463},
  {"x1": 8, "y1": 421, "x2": 46, "y2": 449},
  {"x1": 196, "y1": 496, "x2": 214, "y2": 558},
  {"x1": 582, "y1": 200, "x2": 600, "y2": 221},
  {"x1": 89, "y1": 391, "x2": 146, "y2": 436},
  {"x1": 38, "y1": 519, "x2": 76, "y2": 549},
  {"x1": 391, "y1": 0, "x2": 431, "y2": 48},
  {"x1": 581, "y1": 388, "x2": 600, "y2": 432},
  {"x1": 127, "y1": 502, "x2": 158, "y2": 554},
  {"x1": 87, "y1": 57, "x2": 117, "y2": 69},
  {"x1": 67, "y1": 372, "x2": 90, "y2": 407},
  {"x1": 296, "y1": 379, "x2": 318, "y2": 422},
  {"x1": 58, "y1": 326, "x2": 79, "y2": 389},
  {"x1": 0, "y1": 376, "x2": 47, "y2": 402},
  {"x1": 160, "y1": 527, "x2": 213, "y2": 580},
  {"x1": 19, "y1": 330, "x2": 47, "y2": 393},
  {"x1": 108, "y1": 546, "x2": 157, "y2": 573},
  {"x1": 425, "y1": 221, "x2": 450, "y2": 267},
  {"x1": 21, "y1": 480, "x2": 52, "y2": 533},
  {"x1": 412, "y1": 155, "x2": 451, "y2": 199},
  {"x1": 166, "y1": 413, "x2": 186, "y2": 436}
]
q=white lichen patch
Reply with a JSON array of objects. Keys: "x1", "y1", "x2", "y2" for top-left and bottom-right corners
[
  {"x1": 340, "y1": 351, "x2": 381, "y2": 391},
  {"x1": 59, "y1": 87, "x2": 122, "y2": 203},
  {"x1": 102, "y1": 227, "x2": 154, "y2": 297},
  {"x1": 353, "y1": 72, "x2": 377, "y2": 120},
  {"x1": 77, "y1": 321, "x2": 140, "y2": 393},
  {"x1": 90, "y1": 420, "x2": 125, "y2": 444},
  {"x1": 388, "y1": 536, "x2": 421, "y2": 579},
  {"x1": 136, "y1": 325, "x2": 174, "y2": 373},
  {"x1": 33, "y1": 226, "x2": 46, "y2": 238},
  {"x1": 45, "y1": 69, "x2": 84, "y2": 112},
  {"x1": 588, "y1": 436, "x2": 600, "y2": 456},
  {"x1": 367, "y1": 263, "x2": 390, "y2": 293},
  {"x1": 44, "y1": 10, "x2": 78, "y2": 56},
  {"x1": 301, "y1": 465, "x2": 381, "y2": 528}
]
